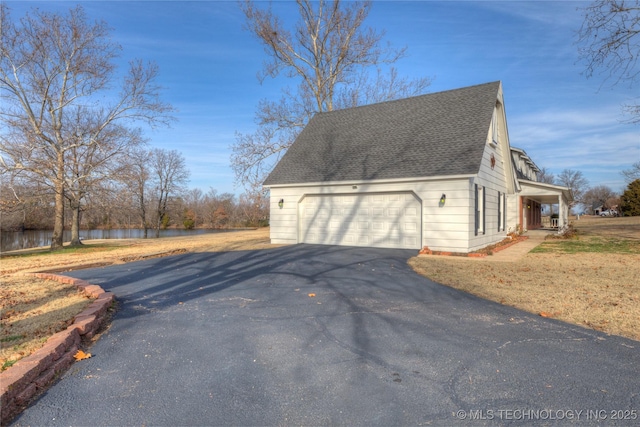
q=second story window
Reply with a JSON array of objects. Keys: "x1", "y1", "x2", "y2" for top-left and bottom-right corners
[{"x1": 492, "y1": 112, "x2": 498, "y2": 146}]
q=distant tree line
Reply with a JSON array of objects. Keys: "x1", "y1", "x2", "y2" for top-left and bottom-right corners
[
  {"x1": 0, "y1": 150, "x2": 269, "y2": 234},
  {"x1": 537, "y1": 166, "x2": 640, "y2": 216},
  {"x1": 0, "y1": 5, "x2": 269, "y2": 246}
]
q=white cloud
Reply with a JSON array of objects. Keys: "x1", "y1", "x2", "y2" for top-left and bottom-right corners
[{"x1": 509, "y1": 105, "x2": 639, "y2": 190}]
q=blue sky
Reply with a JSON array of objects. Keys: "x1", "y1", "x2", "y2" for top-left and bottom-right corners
[{"x1": 7, "y1": 1, "x2": 639, "y2": 195}]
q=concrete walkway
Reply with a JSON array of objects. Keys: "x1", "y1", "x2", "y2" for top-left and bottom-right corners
[
  {"x1": 418, "y1": 230, "x2": 552, "y2": 262},
  {"x1": 480, "y1": 229, "x2": 551, "y2": 262}
]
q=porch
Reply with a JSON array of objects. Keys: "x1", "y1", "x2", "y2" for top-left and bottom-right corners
[{"x1": 517, "y1": 181, "x2": 573, "y2": 232}]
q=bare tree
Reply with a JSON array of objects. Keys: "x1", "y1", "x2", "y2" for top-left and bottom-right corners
[
  {"x1": 577, "y1": 0, "x2": 640, "y2": 122},
  {"x1": 0, "y1": 5, "x2": 173, "y2": 250},
  {"x1": 622, "y1": 160, "x2": 640, "y2": 182},
  {"x1": 117, "y1": 147, "x2": 153, "y2": 237},
  {"x1": 582, "y1": 185, "x2": 618, "y2": 213},
  {"x1": 238, "y1": 190, "x2": 269, "y2": 227},
  {"x1": 183, "y1": 188, "x2": 206, "y2": 228},
  {"x1": 556, "y1": 169, "x2": 589, "y2": 207},
  {"x1": 149, "y1": 149, "x2": 190, "y2": 238},
  {"x1": 0, "y1": 172, "x2": 53, "y2": 230},
  {"x1": 65, "y1": 120, "x2": 146, "y2": 245},
  {"x1": 204, "y1": 189, "x2": 237, "y2": 228},
  {"x1": 537, "y1": 167, "x2": 556, "y2": 184},
  {"x1": 232, "y1": 0, "x2": 432, "y2": 188}
]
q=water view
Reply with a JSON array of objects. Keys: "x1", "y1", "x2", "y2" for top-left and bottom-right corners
[{"x1": 1, "y1": 228, "x2": 235, "y2": 253}]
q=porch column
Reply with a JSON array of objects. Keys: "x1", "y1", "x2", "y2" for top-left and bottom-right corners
[{"x1": 558, "y1": 195, "x2": 567, "y2": 231}]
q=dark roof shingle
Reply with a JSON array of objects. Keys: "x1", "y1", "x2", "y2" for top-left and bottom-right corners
[{"x1": 264, "y1": 81, "x2": 500, "y2": 186}]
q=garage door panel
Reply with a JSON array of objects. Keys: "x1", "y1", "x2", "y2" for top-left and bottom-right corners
[
  {"x1": 300, "y1": 192, "x2": 421, "y2": 249},
  {"x1": 405, "y1": 206, "x2": 418, "y2": 216}
]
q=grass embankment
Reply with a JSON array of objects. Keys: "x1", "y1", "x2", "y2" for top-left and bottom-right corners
[
  {"x1": 0, "y1": 276, "x2": 93, "y2": 370},
  {"x1": 409, "y1": 216, "x2": 640, "y2": 341}
]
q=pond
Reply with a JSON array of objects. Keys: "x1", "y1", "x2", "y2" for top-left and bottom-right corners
[{"x1": 0, "y1": 228, "x2": 235, "y2": 252}]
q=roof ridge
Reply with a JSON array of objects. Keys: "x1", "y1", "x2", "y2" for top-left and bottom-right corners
[
  {"x1": 264, "y1": 81, "x2": 502, "y2": 186},
  {"x1": 316, "y1": 80, "x2": 502, "y2": 116}
]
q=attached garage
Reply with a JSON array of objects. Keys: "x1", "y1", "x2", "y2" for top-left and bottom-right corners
[
  {"x1": 264, "y1": 82, "x2": 572, "y2": 253},
  {"x1": 299, "y1": 192, "x2": 421, "y2": 249}
]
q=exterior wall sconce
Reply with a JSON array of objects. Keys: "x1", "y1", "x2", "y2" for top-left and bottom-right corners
[
  {"x1": 352, "y1": 185, "x2": 358, "y2": 189},
  {"x1": 439, "y1": 193, "x2": 446, "y2": 206},
  {"x1": 278, "y1": 199, "x2": 284, "y2": 209}
]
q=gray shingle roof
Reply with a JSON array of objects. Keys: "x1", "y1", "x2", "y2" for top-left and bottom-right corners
[{"x1": 264, "y1": 81, "x2": 501, "y2": 186}]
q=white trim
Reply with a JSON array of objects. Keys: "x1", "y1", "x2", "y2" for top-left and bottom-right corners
[
  {"x1": 517, "y1": 179, "x2": 570, "y2": 193},
  {"x1": 265, "y1": 174, "x2": 475, "y2": 189}
]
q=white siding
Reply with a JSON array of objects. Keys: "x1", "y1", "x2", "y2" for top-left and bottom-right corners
[
  {"x1": 468, "y1": 102, "x2": 512, "y2": 252},
  {"x1": 506, "y1": 194, "x2": 520, "y2": 233},
  {"x1": 269, "y1": 178, "x2": 485, "y2": 253},
  {"x1": 269, "y1": 188, "x2": 300, "y2": 244}
]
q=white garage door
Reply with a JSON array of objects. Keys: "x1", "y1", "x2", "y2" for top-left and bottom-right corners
[{"x1": 299, "y1": 192, "x2": 421, "y2": 249}]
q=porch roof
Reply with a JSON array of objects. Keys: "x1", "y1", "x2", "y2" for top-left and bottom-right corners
[{"x1": 518, "y1": 180, "x2": 573, "y2": 205}]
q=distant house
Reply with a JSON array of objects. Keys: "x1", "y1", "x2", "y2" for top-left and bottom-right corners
[{"x1": 264, "y1": 82, "x2": 572, "y2": 252}]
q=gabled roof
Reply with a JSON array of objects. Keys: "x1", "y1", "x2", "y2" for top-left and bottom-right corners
[{"x1": 264, "y1": 81, "x2": 501, "y2": 186}]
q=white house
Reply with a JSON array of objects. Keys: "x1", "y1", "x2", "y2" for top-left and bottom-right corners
[{"x1": 263, "y1": 81, "x2": 572, "y2": 252}]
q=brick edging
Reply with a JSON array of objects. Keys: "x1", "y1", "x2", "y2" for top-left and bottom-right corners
[
  {"x1": 418, "y1": 236, "x2": 529, "y2": 258},
  {"x1": 0, "y1": 274, "x2": 114, "y2": 426}
]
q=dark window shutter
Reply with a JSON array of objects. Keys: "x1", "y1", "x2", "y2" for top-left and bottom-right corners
[
  {"x1": 474, "y1": 184, "x2": 479, "y2": 236},
  {"x1": 482, "y1": 186, "x2": 486, "y2": 235},
  {"x1": 498, "y1": 191, "x2": 501, "y2": 231}
]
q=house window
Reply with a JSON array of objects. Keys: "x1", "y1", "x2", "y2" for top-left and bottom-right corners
[
  {"x1": 491, "y1": 110, "x2": 498, "y2": 146},
  {"x1": 475, "y1": 184, "x2": 485, "y2": 235}
]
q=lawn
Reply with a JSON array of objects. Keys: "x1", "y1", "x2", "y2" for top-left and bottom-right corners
[
  {"x1": 408, "y1": 216, "x2": 640, "y2": 341},
  {"x1": 0, "y1": 276, "x2": 93, "y2": 370}
]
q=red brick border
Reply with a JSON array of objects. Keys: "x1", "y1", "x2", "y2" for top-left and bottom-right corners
[
  {"x1": 418, "y1": 236, "x2": 529, "y2": 258},
  {"x1": 0, "y1": 274, "x2": 113, "y2": 425}
]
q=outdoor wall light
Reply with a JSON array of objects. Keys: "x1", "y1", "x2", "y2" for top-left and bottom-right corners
[
  {"x1": 352, "y1": 185, "x2": 358, "y2": 189},
  {"x1": 278, "y1": 199, "x2": 284, "y2": 209},
  {"x1": 439, "y1": 193, "x2": 446, "y2": 206}
]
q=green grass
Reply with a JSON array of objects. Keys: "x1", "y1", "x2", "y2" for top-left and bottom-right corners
[
  {"x1": 2, "y1": 359, "x2": 17, "y2": 370},
  {"x1": 0, "y1": 335, "x2": 24, "y2": 343},
  {"x1": 531, "y1": 236, "x2": 640, "y2": 254},
  {"x1": 1, "y1": 243, "x2": 121, "y2": 259}
]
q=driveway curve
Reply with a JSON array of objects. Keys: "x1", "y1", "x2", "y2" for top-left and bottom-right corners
[{"x1": 12, "y1": 245, "x2": 639, "y2": 426}]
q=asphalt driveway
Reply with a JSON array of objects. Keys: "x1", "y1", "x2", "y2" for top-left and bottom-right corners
[{"x1": 12, "y1": 245, "x2": 639, "y2": 426}]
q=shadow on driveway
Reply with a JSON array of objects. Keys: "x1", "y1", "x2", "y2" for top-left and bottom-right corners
[{"x1": 13, "y1": 245, "x2": 640, "y2": 426}]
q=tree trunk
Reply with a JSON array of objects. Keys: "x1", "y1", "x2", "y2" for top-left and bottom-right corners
[
  {"x1": 70, "y1": 202, "x2": 83, "y2": 246},
  {"x1": 50, "y1": 154, "x2": 65, "y2": 251},
  {"x1": 138, "y1": 194, "x2": 148, "y2": 238},
  {"x1": 155, "y1": 215, "x2": 161, "y2": 238}
]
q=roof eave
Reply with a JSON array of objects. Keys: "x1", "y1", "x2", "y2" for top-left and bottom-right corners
[{"x1": 265, "y1": 174, "x2": 477, "y2": 189}]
